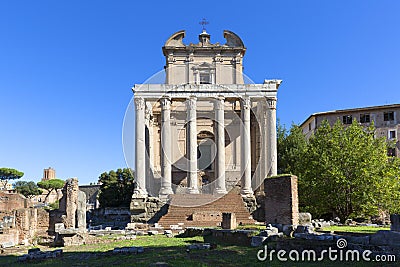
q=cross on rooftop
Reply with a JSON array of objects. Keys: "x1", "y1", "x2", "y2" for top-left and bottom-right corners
[{"x1": 199, "y1": 18, "x2": 209, "y2": 31}]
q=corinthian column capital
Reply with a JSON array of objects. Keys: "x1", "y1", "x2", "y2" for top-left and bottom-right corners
[
  {"x1": 134, "y1": 97, "x2": 145, "y2": 110},
  {"x1": 266, "y1": 97, "x2": 277, "y2": 110},
  {"x1": 241, "y1": 97, "x2": 251, "y2": 110},
  {"x1": 214, "y1": 96, "x2": 225, "y2": 110},
  {"x1": 160, "y1": 97, "x2": 171, "y2": 110},
  {"x1": 186, "y1": 96, "x2": 197, "y2": 110}
]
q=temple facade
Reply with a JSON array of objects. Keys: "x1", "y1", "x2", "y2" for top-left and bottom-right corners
[{"x1": 132, "y1": 30, "x2": 281, "y2": 199}]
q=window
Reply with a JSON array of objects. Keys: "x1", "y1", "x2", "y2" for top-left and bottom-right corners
[
  {"x1": 388, "y1": 148, "x2": 397, "y2": 157},
  {"x1": 308, "y1": 123, "x2": 311, "y2": 131},
  {"x1": 360, "y1": 113, "x2": 370, "y2": 123},
  {"x1": 389, "y1": 130, "x2": 396, "y2": 139},
  {"x1": 342, "y1": 115, "x2": 352, "y2": 124},
  {"x1": 384, "y1": 111, "x2": 395, "y2": 121},
  {"x1": 199, "y1": 73, "x2": 211, "y2": 84}
]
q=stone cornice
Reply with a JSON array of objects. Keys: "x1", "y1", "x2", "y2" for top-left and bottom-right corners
[{"x1": 133, "y1": 83, "x2": 279, "y2": 100}]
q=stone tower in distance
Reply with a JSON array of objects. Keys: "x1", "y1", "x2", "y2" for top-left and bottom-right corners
[{"x1": 42, "y1": 167, "x2": 56, "y2": 181}]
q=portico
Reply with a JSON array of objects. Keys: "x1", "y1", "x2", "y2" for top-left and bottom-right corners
[{"x1": 133, "y1": 30, "x2": 281, "y2": 198}]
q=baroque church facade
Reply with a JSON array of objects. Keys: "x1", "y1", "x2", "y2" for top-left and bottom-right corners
[{"x1": 132, "y1": 29, "x2": 281, "y2": 199}]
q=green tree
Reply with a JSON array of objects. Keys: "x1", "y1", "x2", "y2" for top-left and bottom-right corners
[
  {"x1": 98, "y1": 168, "x2": 135, "y2": 208},
  {"x1": 277, "y1": 122, "x2": 308, "y2": 175},
  {"x1": 14, "y1": 181, "x2": 43, "y2": 198},
  {"x1": 0, "y1": 168, "x2": 24, "y2": 190},
  {"x1": 298, "y1": 120, "x2": 400, "y2": 221},
  {"x1": 37, "y1": 179, "x2": 65, "y2": 203}
]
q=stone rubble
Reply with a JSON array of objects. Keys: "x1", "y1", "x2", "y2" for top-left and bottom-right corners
[
  {"x1": 18, "y1": 248, "x2": 63, "y2": 262},
  {"x1": 112, "y1": 246, "x2": 144, "y2": 254}
]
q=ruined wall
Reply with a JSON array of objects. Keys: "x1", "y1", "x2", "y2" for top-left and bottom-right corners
[
  {"x1": 264, "y1": 175, "x2": 299, "y2": 225},
  {"x1": 0, "y1": 192, "x2": 30, "y2": 211},
  {"x1": 14, "y1": 208, "x2": 50, "y2": 242}
]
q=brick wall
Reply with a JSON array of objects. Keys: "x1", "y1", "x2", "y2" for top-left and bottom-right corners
[
  {"x1": 264, "y1": 175, "x2": 299, "y2": 225},
  {"x1": 0, "y1": 192, "x2": 31, "y2": 211}
]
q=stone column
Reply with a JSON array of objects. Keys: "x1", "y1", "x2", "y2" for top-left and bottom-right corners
[
  {"x1": 159, "y1": 97, "x2": 174, "y2": 197},
  {"x1": 214, "y1": 96, "x2": 227, "y2": 194},
  {"x1": 145, "y1": 102, "x2": 154, "y2": 194},
  {"x1": 266, "y1": 97, "x2": 278, "y2": 177},
  {"x1": 134, "y1": 97, "x2": 147, "y2": 195},
  {"x1": 255, "y1": 100, "x2": 266, "y2": 191},
  {"x1": 187, "y1": 97, "x2": 199, "y2": 194},
  {"x1": 240, "y1": 97, "x2": 253, "y2": 196}
]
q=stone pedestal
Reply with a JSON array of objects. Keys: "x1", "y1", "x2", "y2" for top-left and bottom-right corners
[
  {"x1": 264, "y1": 175, "x2": 299, "y2": 225},
  {"x1": 222, "y1": 213, "x2": 237, "y2": 230}
]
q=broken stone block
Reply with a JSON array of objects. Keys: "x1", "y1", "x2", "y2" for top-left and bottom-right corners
[
  {"x1": 148, "y1": 230, "x2": 159, "y2": 235},
  {"x1": 251, "y1": 236, "x2": 267, "y2": 247},
  {"x1": 370, "y1": 230, "x2": 400, "y2": 247},
  {"x1": 28, "y1": 248, "x2": 41, "y2": 254},
  {"x1": 186, "y1": 243, "x2": 211, "y2": 250},
  {"x1": 298, "y1": 212, "x2": 312, "y2": 225},
  {"x1": 282, "y1": 225, "x2": 297, "y2": 237},
  {"x1": 295, "y1": 225, "x2": 314, "y2": 234},
  {"x1": 391, "y1": 214, "x2": 400, "y2": 232},
  {"x1": 1, "y1": 241, "x2": 15, "y2": 248},
  {"x1": 55, "y1": 223, "x2": 65, "y2": 233},
  {"x1": 259, "y1": 224, "x2": 279, "y2": 237}
]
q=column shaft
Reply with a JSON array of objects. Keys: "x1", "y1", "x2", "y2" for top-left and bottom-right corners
[
  {"x1": 134, "y1": 97, "x2": 147, "y2": 195},
  {"x1": 266, "y1": 98, "x2": 278, "y2": 176},
  {"x1": 159, "y1": 98, "x2": 173, "y2": 197},
  {"x1": 214, "y1": 97, "x2": 227, "y2": 194},
  {"x1": 240, "y1": 97, "x2": 253, "y2": 196},
  {"x1": 187, "y1": 97, "x2": 199, "y2": 193},
  {"x1": 256, "y1": 100, "x2": 267, "y2": 191}
]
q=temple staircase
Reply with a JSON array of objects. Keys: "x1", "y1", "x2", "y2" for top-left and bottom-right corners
[{"x1": 157, "y1": 191, "x2": 255, "y2": 228}]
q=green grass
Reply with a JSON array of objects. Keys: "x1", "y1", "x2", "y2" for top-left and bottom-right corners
[
  {"x1": 236, "y1": 224, "x2": 265, "y2": 230},
  {"x1": 322, "y1": 225, "x2": 390, "y2": 234},
  {"x1": 0, "y1": 235, "x2": 397, "y2": 266}
]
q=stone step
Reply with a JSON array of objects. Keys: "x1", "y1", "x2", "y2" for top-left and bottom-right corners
[{"x1": 157, "y1": 192, "x2": 255, "y2": 228}]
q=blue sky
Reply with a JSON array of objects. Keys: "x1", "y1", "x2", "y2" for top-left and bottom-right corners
[{"x1": 1, "y1": 1, "x2": 399, "y2": 184}]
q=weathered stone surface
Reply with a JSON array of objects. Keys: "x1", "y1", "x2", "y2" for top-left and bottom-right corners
[
  {"x1": 282, "y1": 224, "x2": 297, "y2": 237},
  {"x1": 204, "y1": 229, "x2": 256, "y2": 246},
  {"x1": 298, "y1": 212, "x2": 312, "y2": 225},
  {"x1": 295, "y1": 225, "x2": 314, "y2": 234},
  {"x1": 251, "y1": 236, "x2": 267, "y2": 247},
  {"x1": 370, "y1": 230, "x2": 400, "y2": 247},
  {"x1": 344, "y1": 235, "x2": 370, "y2": 245},
  {"x1": 28, "y1": 248, "x2": 41, "y2": 254},
  {"x1": 77, "y1": 191, "x2": 86, "y2": 230},
  {"x1": 0, "y1": 192, "x2": 31, "y2": 211},
  {"x1": 391, "y1": 214, "x2": 400, "y2": 232},
  {"x1": 221, "y1": 213, "x2": 237, "y2": 229},
  {"x1": 113, "y1": 246, "x2": 144, "y2": 254},
  {"x1": 294, "y1": 233, "x2": 334, "y2": 241},
  {"x1": 54, "y1": 223, "x2": 65, "y2": 233},
  {"x1": 193, "y1": 211, "x2": 222, "y2": 222},
  {"x1": 1, "y1": 241, "x2": 15, "y2": 248},
  {"x1": 147, "y1": 230, "x2": 159, "y2": 235},
  {"x1": 60, "y1": 178, "x2": 79, "y2": 228},
  {"x1": 264, "y1": 175, "x2": 299, "y2": 225},
  {"x1": 259, "y1": 225, "x2": 279, "y2": 237},
  {"x1": 18, "y1": 249, "x2": 63, "y2": 262},
  {"x1": 186, "y1": 243, "x2": 211, "y2": 250}
]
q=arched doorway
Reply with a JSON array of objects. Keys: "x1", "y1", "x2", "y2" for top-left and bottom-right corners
[
  {"x1": 197, "y1": 131, "x2": 214, "y2": 171},
  {"x1": 197, "y1": 131, "x2": 215, "y2": 193}
]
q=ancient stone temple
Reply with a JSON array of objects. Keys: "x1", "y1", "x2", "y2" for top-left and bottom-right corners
[{"x1": 131, "y1": 29, "x2": 280, "y2": 226}]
